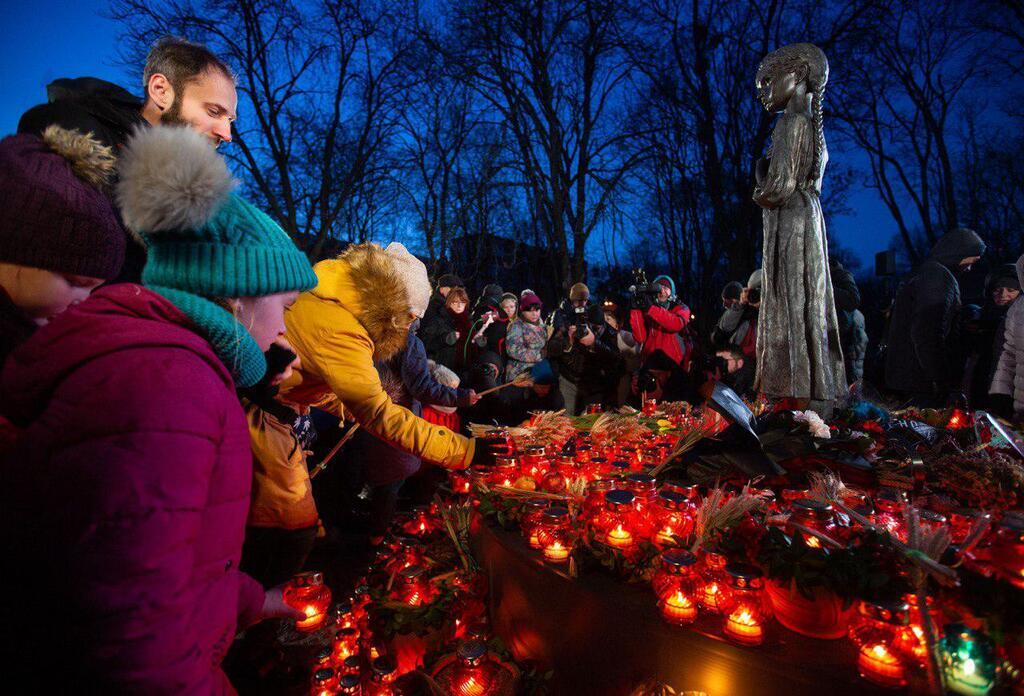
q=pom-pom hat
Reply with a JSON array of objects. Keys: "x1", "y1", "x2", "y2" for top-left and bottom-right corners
[
  {"x1": 116, "y1": 126, "x2": 317, "y2": 386},
  {"x1": 117, "y1": 126, "x2": 317, "y2": 298}
]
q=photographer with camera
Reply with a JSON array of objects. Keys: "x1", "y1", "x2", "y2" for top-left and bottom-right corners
[
  {"x1": 549, "y1": 282, "x2": 592, "y2": 333},
  {"x1": 629, "y1": 272, "x2": 692, "y2": 368},
  {"x1": 548, "y1": 303, "x2": 623, "y2": 414},
  {"x1": 711, "y1": 272, "x2": 760, "y2": 359}
]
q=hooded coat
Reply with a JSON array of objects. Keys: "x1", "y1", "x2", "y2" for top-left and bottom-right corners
[
  {"x1": 280, "y1": 243, "x2": 474, "y2": 468},
  {"x1": 990, "y1": 255, "x2": 1024, "y2": 413},
  {"x1": 885, "y1": 228, "x2": 986, "y2": 398},
  {"x1": 0, "y1": 284, "x2": 265, "y2": 694},
  {"x1": 19, "y1": 77, "x2": 148, "y2": 282}
]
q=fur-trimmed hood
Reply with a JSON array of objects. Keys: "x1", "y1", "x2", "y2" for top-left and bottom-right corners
[
  {"x1": 280, "y1": 242, "x2": 474, "y2": 468},
  {"x1": 309, "y1": 242, "x2": 412, "y2": 361}
]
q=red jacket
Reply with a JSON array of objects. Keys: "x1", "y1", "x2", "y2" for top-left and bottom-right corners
[
  {"x1": 630, "y1": 302, "x2": 692, "y2": 366},
  {"x1": 0, "y1": 285, "x2": 264, "y2": 694}
]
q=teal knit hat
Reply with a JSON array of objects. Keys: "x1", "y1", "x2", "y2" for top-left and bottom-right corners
[{"x1": 117, "y1": 126, "x2": 317, "y2": 386}]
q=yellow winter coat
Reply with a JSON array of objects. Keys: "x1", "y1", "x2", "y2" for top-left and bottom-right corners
[{"x1": 280, "y1": 243, "x2": 474, "y2": 468}]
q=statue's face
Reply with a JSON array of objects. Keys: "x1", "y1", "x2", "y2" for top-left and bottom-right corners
[{"x1": 757, "y1": 69, "x2": 797, "y2": 112}]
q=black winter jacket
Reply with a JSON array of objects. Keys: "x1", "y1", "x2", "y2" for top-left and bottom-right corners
[{"x1": 885, "y1": 229, "x2": 986, "y2": 397}]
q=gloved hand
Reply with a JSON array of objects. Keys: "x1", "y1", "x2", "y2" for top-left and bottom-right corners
[
  {"x1": 470, "y1": 433, "x2": 511, "y2": 467},
  {"x1": 630, "y1": 292, "x2": 652, "y2": 311},
  {"x1": 445, "y1": 331, "x2": 458, "y2": 345}
]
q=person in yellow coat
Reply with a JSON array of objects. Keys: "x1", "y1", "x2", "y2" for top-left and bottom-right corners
[{"x1": 281, "y1": 241, "x2": 480, "y2": 468}]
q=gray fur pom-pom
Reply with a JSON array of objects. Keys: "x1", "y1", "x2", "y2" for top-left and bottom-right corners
[{"x1": 116, "y1": 126, "x2": 236, "y2": 240}]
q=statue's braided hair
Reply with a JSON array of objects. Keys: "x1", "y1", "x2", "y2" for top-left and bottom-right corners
[{"x1": 757, "y1": 43, "x2": 829, "y2": 188}]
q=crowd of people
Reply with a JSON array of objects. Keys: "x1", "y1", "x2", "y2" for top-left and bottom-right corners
[{"x1": 0, "y1": 35, "x2": 1022, "y2": 694}]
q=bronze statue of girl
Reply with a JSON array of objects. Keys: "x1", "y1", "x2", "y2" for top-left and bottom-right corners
[{"x1": 754, "y1": 43, "x2": 846, "y2": 414}]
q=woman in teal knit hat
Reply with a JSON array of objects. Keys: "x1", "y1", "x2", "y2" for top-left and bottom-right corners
[{"x1": 0, "y1": 125, "x2": 317, "y2": 692}]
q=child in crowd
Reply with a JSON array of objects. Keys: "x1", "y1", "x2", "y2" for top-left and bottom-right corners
[
  {"x1": 0, "y1": 126, "x2": 317, "y2": 692},
  {"x1": 240, "y1": 341, "x2": 319, "y2": 589},
  {"x1": 0, "y1": 126, "x2": 126, "y2": 364},
  {"x1": 505, "y1": 290, "x2": 548, "y2": 381}
]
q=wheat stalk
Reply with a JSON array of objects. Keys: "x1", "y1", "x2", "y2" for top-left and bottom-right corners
[{"x1": 689, "y1": 482, "x2": 766, "y2": 554}]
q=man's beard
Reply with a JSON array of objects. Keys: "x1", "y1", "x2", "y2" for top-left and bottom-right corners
[{"x1": 160, "y1": 98, "x2": 187, "y2": 126}]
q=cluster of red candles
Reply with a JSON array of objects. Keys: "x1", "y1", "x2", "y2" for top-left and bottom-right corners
[
  {"x1": 650, "y1": 550, "x2": 771, "y2": 646},
  {"x1": 294, "y1": 580, "x2": 398, "y2": 696},
  {"x1": 443, "y1": 417, "x2": 1024, "y2": 691}
]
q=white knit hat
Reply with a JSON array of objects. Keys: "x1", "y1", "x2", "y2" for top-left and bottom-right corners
[{"x1": 385, "y1": 242, "x2": 431, "y2": 318}]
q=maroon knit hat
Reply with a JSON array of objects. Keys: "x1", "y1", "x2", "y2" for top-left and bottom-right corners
[
  {"x1": 520, "y1": 290, "x2": 542, "y2": 310},
  {"x1": 0, "y1": 128, "x2": 125, "y2": 280}
]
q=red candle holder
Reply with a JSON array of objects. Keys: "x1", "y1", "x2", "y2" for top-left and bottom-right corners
[
  {"x1": 871, "y1": 489, "x2": 908, "y2": 541},
  {"x1": 536, "y1": 506, "x2": 572, "y2": 549},
  {"x1": 521, "y1": 499, "x2": 551, "y2": 549},
  {"x1": 653, "y1": 550, "x2": 700, "y2": 626},
  {"x1": 583, "y1": 479, "x2": 615, "y2": 520},
  {"x1": 584, "y1": 456, "x2": 610, "y2": 480},
  {"x1": 490, "y1": 457, "x2": 518, "y2": 488},
  {"x1": 399, "y1": 505, "x2": 436, "y2": 536},
  {"x1": 469, "y1": 465, "x2": 492, "y2": 494},
  {"x1": 311, "y1": 666, "x2": 339, "y2": 696},
  {"x1": 383, "y1": 534, "x2": 426, "y2": 576},
  {"x1": 339, "y1": 654, "x2": 362, "y2": 676},
  {"x1": 330, "y1": 601, "x2": 357, "y2": 633},
  {"x1": 338, "y1": 673, "x2": 362, "y2": 695},
  {"x1": 520, "y1": 445, "x2": 550, "y2": 483},
  {"x1": 542, "y1": 537, "x2": 572, "y2": 564},
  {"x1": 652, "y1": 490, "x2": 694, "y2": 548},
  {"x1": 698, "y1": 550, "x2": 729, "y2": 614},
  {"x1": 366, "y1": 657, "x2": 398, "y2": 696},
  {"x1": 718, "y1": 563, "x2": 770, "y2": 647},
  {"x1": 332, "y1": 627, "x2": 360, "y2": 663},
  {"x1": 315, "y1": 645, "x2": 334, "y2": 668},
  {"x1": 350, "y1": 584, "x2": 371, "y2": 620},
  {"x1": 284, "y1": 571, "x2": 332, "y2": 633},
  {"x1": 431, "y1": 640, "x2": 506, "y2": 696},
  {"x1": 848, "y1": 599, "x2": 912, "y2": 689},
  {"x1": 626, "y1": 473, "x2": 659, "y2": 539},
  {"x1": 895, "y1": 593, "x2": 942, "y2": 667},
  {"x1": 642, "y1": 397, "x2": 658, "y2": 416},
  {"x1": 449, "y1": 469, "x2": 472, "y2": 495},
  {"x1": 574, "y1": 443, "x2": 593, "y2": 465},
  {"x1": 946, "y1": 407, "x2": 973, "y2": 430},
  {"x1": 661, "y1": 482, "x2": 700, "y2": 504},
  {"x1": 786, "y1": 498, "x2": 839, "y2": 548},
  {"x1": 992, "y1": 512, "x2": 1024, "y2": 585},
  {"x1": 595, "y1": 489, "x2": 637, "y2": 549},
  {"x1": 391, "y1": 565, "x2": 435, "y2": 607}
]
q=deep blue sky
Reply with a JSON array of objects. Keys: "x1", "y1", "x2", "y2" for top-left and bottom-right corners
[{"x1": 0, "y1": 0, "x2": 894, "y2": 272}]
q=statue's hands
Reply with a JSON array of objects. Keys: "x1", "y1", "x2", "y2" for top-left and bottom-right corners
[{"x1": 755, "y1": 157, "x2": 769, "y2": 186}]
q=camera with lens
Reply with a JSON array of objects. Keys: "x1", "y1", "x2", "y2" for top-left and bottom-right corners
[
  {"x1": 628, "y1": 268, "x2": 662, "y2": 308},
  {"x1": 571, "y1": 305, "x2": 590, "y2": 337}
]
